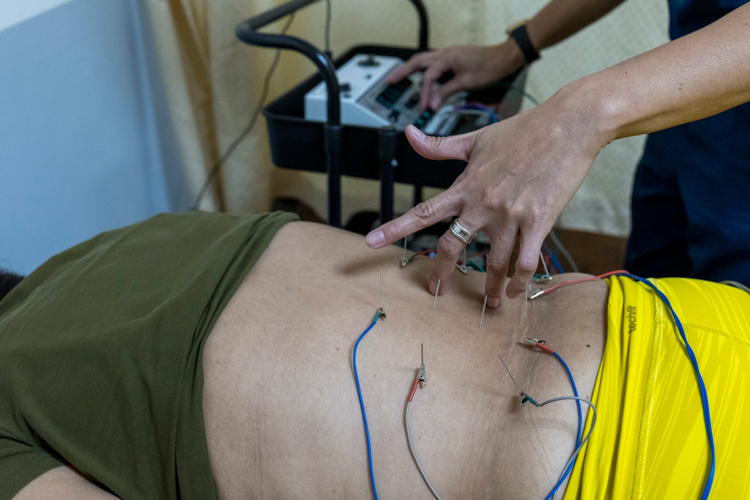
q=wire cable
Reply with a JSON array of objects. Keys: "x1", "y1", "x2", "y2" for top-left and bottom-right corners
[
  {"x1": 499, "y1": 346, "x2": 595, "y2": 500},
  {"x1": 452, "y1": 108, "x2": 497, "y2": 123},
  {"x1": 496, "y1": 82, "x2": 540, "y2": 106},
  {"x1": 721, "y1": 280, "x2": 750, "y2": 294},
  {"x1": 353, "y1": 308, "x2": 386, "y2": 500},
  {"x1": 523, "y1": 394, "x2": 598, "y2": 494},
  {"x1": 405, "y1": 382, "x2": 443, "y2": 500},
  {"x1": 467, "y1": 259, "x2": 486, "y2": 273},
  {"x1": 530, "y1": 270, "x2": 629, "y2": 299},
  {"x1": 405, "y1": 249, "x2": 490, "y2": 267},
  {"x1": 404, "y1": 248, "x2": 438, "y2": 265},
  {"x1": 324, "y1": 0, "x2": 332, "y2": 55},
  {"x1": 544, "y1": 351, "x2": 582, "y2": 500},
  {"x1": 190, "y1": 13, "x2": 295, "y2": 211},
  {"x1": 542, "y1": 242, "x2": 565, "y2": 274},
  {"x1": 522, "y1": 340, "x2": 583, "y2": 499},
  {"x1": 549, "y1": 228, "x2": 579, "y2": 273}
]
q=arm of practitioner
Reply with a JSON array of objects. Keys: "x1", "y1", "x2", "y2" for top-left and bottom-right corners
[
  {"x1": 367, "y1": 4, "x2": 750, "y2": 308},
  {"x1": 389, "y1": 0, "x2": 627, "y2": 111}
]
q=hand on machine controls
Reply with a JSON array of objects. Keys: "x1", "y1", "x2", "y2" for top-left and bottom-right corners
[
  {"x1": 387, "y1": 42, "x2": 526, "y2": 112},
  {"x1": 365, "y1": 87, "x2": 610, "y2": 308}
]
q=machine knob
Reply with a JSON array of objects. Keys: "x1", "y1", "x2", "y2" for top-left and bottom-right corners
[{"x1": 358, "y1": 54, "x2": 380, "y2": 67}]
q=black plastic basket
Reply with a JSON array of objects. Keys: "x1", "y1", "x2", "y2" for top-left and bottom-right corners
[{"x1": 264, "y1": 44, "x2": 525, "y2": 186}]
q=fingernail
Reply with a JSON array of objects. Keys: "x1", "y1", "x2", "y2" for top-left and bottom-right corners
[
  {"x1": 487, "y1": 297, "x2": 500, "y2": 309},
  {"x1": 428, "y1": 279, "x2": 438, "y2": 295},
  {"x1": 366, "y1": 230, "x2": 385, "y2": 247},
  {"x1": 409, "y1": 125, "x2": 426, "y2": 140}
]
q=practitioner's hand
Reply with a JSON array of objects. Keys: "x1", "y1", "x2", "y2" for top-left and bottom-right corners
[
  {"x1": 365, "y1": 83, "x2": 611, "y2": 308},
  {"x1": 387, "y1": 42, "x2": 525, "y2": 111}
]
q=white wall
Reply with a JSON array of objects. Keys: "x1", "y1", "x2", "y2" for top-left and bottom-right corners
[
  {"x1": 0, "y1": 0, "x2": 185, "y2": 275},
  {"x1": 0, "y1": 0, "x2": 75, "y2": 31}
]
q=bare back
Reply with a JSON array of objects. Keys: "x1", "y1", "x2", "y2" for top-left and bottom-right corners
[{"x1": 202, "y1": 222, "x2": 608, "y2": 499}]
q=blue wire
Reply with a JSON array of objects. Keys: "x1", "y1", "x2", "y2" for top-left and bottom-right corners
[
  {"x1": 467, "y1": 258, "x2": 486, "y2": 273},
  {"x1": 543, "y1": 242, "x2": 565, "y2": 274},
  {"x1": 614, "y1": 273, "x2": 715, "y2": 499},
  {"x1": 543, "y1": 351, "x2": 583, "y2": 500},
  {"x1": 352, "y1": 310, "x2": 383, "y2": 500},
  {"x1": 457, "y1": 102, "x2": 497, "y2": 123}
]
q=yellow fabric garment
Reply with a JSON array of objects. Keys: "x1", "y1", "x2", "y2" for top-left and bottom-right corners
[{"x1": 563, "y1": 277, "x2": 750, "y2": 500}]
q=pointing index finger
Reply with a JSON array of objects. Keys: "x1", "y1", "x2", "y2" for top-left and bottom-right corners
[{"x1": 365, "y1": 192, "x2": 459, "y2": 248}]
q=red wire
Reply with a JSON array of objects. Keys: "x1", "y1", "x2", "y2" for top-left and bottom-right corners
[
  {"x1": 535, "y1": 342, "x2": 555, "y2": 355},
  {"x1": 537, "y1": 270, "x2": 630, "y2": 297},
  {"x1": 408, "y1": 377, "x2": 419, "y2": 402},
  {"x1": 414, "y1": 249, "x2": 437, "y2": 257}
]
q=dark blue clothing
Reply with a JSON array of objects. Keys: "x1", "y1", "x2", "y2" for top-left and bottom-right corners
[
  {"x1": 667, "y1": 0, "x2": 747, "y2": 39},
  {"x1": 624, "y1": 0, "x2": 750, "y2": 285}
]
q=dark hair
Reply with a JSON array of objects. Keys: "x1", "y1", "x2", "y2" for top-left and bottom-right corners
[{"x1": 0, "y1": 270, "x2": 24, "y2": 303}]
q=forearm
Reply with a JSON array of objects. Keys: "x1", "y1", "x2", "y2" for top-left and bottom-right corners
[
  {"x1": 567, "y1": 3, "x2": 750, "y2": 144},
  {"x1": 526, "y1": 0, "x2": 627, "y2": 52}
]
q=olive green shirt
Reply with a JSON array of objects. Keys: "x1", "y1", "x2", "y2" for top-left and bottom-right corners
[{"x1": 0, "y1": 211, "x2": 297, "y2": 499}]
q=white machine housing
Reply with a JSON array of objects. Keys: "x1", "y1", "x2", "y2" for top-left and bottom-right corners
[{"x1": 304, "y1": 53, "x2": 465, "y2": 133}]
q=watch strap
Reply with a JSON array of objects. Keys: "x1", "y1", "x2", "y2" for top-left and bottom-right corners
[{"x1": 509, "y1": 24, "x2": 540, "y2": 65}]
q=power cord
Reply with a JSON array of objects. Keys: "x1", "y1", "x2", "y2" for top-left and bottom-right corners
[
  {"x1": 190, "y1": 13, "x2": 296, "y2": 211},
  {"x1": 324, "y1": 0, "x2": 332, "y2": 55}
]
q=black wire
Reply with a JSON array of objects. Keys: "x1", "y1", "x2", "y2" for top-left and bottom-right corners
[
  {"x1": 324, "y1": 0, "x2": 332, "y2": 55},
  {"x1": 191, "y1": 13, "x2": 296, "y2": 211}
]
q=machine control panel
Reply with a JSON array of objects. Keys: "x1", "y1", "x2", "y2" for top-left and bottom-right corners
[{"x1": 304, "y1": 54, "x2": 465, "y2": 133}]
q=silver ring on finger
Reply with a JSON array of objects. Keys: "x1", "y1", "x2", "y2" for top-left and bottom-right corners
[{"x1": 450, "y1": 219, "x2": 477, "y2": 244}]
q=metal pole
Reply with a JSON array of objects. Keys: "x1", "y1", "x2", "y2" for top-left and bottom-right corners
[
  {"x1": 407, "y1": 0, "x2": 429, "y2": 50},
  {"x1": 378, "y1": 126, "x2": 398, "y2": 224},
  {"x1": 236, "y1": 6, "x2": 343, "y2": 226}
]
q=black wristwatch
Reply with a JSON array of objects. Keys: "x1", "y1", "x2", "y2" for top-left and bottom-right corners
[{"x1": 508, "y1": 23, "x2": 540, "y2": 65}]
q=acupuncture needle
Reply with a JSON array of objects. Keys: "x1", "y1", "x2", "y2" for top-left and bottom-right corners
[
  {"x1": 432, "y1": 279, "x2": 441, "y2": 314},
  {"x1": 479, "y1": 294, "x2": 488, "y2": 331},
  {"x1": 457, "y1": 247, "x2": 468, "y2": 274},
  {"x1": 417, "y1": 343, "x2": 426, "y2": 386},
  {"x1": 540, "y1": 250, "x2": 551, "y2": 278},
  {"x1": 380, "y1": 267, "x2": 383, "y2": 302},
  {"x1": 401, "y1": 235, "x2": 408, "y2": 267},
  {"x1": 498, "y1": 351, "x2": 520, "y2": 392},
  {"x1": 525, "y1": 281, "x2": 529, "y2": 319}
]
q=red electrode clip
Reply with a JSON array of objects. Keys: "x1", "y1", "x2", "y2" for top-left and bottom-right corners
[{"x1": 523, "y1": 337, "x2": 554, "y2": 355}]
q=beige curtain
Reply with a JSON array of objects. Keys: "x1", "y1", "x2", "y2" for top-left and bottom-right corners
[
  {"x1": 143, "y1": 0, "x2": 283, "y2": 213},
  {"x1": 144, "y1": 0, "x2": 668, "y2": 235}
]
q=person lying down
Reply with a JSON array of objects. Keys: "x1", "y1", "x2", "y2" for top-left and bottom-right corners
[{"x1": 0, "y1": 212, "x2": 748, "y2": 500}]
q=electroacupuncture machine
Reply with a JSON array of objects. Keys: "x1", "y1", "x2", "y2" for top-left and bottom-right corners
[{"x1": 304, "y1": 53, "x2": 467, "y2": 135}]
